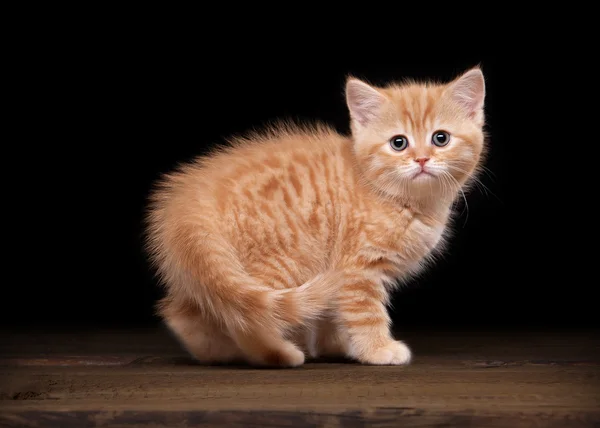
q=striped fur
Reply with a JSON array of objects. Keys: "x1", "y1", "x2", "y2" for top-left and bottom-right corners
[{"x1": 145, "y1": 67, "x2": 487, "y2": 367}]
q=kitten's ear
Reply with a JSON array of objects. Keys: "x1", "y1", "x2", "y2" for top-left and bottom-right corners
[
  {"x1": 345, "y1": 78, "x2": 387, "y2": 128},
  {"x1": 446, "y1": 67, "x2": 486, "y2": 122}
]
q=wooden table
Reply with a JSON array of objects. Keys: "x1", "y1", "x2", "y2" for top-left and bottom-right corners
[{"x1": 1, "y1": 326, "x2": 598, "y2": 427}]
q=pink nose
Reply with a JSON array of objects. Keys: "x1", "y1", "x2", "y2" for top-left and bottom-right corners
[{"x1": 415, "y1": 157, "x2": 430, "y2": 167}]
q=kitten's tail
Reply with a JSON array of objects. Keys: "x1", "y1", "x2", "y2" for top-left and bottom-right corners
[
  {"x1": 148, "y1": 216, "x2": 344, "y2": 335},
  {"x1": 268, "y1": 270, "x2": 345, "y2": 328},
  {"x1": 172, "y1": 269, "x2": 345, "y2": 335}
]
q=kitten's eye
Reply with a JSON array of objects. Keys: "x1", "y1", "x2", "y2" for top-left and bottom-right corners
[
  {"x1": 389, "y1": 135, "x2": 409, "y2": 151},
  {"x1": 432, "y1": 131, "x2": 450, "y2": 147}
]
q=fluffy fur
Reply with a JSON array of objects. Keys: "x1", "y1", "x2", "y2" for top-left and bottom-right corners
[{"x1": 145, "y1": 67, "x2": 487, "y2": 367}]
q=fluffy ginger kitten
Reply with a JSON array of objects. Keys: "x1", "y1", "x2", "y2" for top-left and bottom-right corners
[{"x1": 145, "y1": 67, "x2": 487, "y2": 368}]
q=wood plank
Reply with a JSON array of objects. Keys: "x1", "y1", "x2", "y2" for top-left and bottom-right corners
[{"x1": 0, "y1": 328, "x2": 598, "y2": 427}]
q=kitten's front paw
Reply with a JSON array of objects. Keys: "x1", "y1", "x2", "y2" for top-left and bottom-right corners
[{"x1": 361, "y1": 340, "x2": 412, "y2": 365}]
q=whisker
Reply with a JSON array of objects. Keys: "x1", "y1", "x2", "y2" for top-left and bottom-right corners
[
  {"x1": 480, "y1": 165, "x2": 497, "y2": 182},
  {"x1": 446, "y1": 165, "x2": 501, "y2": 203},
  {"x1": 442, "y1": 171, "x2": 469, "y2": 226},
  {"x1": 440, "y1": 172, "x2": 458, "y2": 212}
]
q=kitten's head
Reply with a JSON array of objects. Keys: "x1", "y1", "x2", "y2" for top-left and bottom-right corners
[{"x1": 346, "y1": 67, "x2": 486, "y2": 203}]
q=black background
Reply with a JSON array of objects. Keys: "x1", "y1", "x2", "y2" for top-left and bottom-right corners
[{"x1": 5, "y1": 32, "x2": 592, "y2": 331}]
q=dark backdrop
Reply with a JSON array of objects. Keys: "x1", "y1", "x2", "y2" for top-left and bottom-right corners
[{"x1": 5, "y1": 39, "x2": 591, "y2": 330}]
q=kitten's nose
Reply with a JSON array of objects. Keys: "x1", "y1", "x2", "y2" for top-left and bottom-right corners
[{"x1": 414, "y1": 157, "x2": 430, "y2": 167}]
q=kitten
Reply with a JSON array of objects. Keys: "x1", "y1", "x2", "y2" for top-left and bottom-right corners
[{"x1": 145, "y1": 67, "x2": 487, "y2": 367}]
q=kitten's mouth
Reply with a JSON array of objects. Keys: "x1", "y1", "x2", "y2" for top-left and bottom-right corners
[{"x1": 412, "y1": 170, "x2": 434, "y2": 180}]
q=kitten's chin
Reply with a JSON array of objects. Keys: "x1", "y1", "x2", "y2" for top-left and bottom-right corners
[
  {"x1": 411, "y1": 171, "x2": 436, "y2": 181},
  {"x1": 406, "y1": 174, "x2": 447, "y2": 198}
]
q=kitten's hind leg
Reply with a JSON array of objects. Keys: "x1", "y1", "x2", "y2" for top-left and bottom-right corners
[
  {"x1": 224, "y1": 272, "x2": 346, "y2": 367},
  {"x1": 160, "y1": 299, "x2": 242, "y2": 364},
  {"x1": 161, "y1": 293, "x2": 304, "y2": 367},
  {"x1": 229, "y1": 325, "x2": 306, "y2": 368}
]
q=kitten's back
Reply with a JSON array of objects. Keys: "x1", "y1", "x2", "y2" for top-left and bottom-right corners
[{"x1": 144, "y1": 122, "x2": 353, "y2": 367}]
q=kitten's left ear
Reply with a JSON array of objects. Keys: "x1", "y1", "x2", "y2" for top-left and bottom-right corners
[{"x1": 446, "y1": 67, "x2": 486, "y2": 122}]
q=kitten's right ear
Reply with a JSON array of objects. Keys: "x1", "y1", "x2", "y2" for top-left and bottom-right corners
[{"x1": 345, "y1": 78, "x2": 387, "y2": 128}]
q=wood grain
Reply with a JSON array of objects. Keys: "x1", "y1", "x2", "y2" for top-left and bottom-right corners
[{"x1": 0, "y1": 327, "x2": 598, "y2": 427}]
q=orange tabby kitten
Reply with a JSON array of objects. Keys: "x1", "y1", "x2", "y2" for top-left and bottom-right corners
[{"x1": 145, "y1": 67, "x2": 487, "y2": 367}]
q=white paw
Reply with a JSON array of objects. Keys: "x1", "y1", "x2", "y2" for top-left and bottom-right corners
[
  {"x1": 363, "y1": 340, "x2": 412, "y2": 365},
  {"x1": 283, "y1": 345, "x2": 306, "y2": 367},
  {"x1": 256, "y1": 343, "x2": 305, "y2": 368}
]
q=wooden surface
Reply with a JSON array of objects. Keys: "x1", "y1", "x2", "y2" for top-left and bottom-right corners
[{"x1": 0, "y1": 326, "x2": 598, "y2": 427}]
